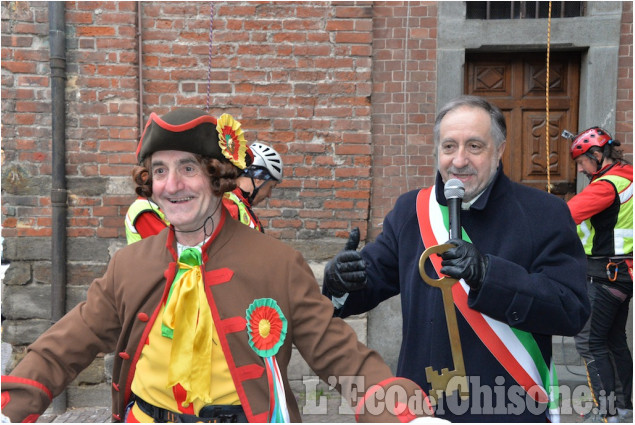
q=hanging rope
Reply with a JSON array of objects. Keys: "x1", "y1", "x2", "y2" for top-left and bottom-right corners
[
  {"x1": 403, "y1": 2, "x2": 412, "y2": 192},
  {"x1": 545, "y1": 1, "x2": 552, "y2": 193},
  {"x1": 206, "y1": 1, "x2": 215, "y2": 112}
]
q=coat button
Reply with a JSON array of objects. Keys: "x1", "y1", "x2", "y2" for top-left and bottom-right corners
[
  {"x1": 137, "y1": 312, "x2": 149, "y2": 322},
  {"x1": 512, "y1": 312, "x2": 519, "y2": 321}
]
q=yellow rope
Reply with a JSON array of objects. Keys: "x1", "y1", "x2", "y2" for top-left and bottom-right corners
[{"x1": 545, "y1": 2, "x2": 552, "y2": 193}]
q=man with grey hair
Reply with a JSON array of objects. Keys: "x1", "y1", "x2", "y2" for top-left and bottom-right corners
[{"x1": 323, "y1": 95, "x2": 590, "y2": 422}]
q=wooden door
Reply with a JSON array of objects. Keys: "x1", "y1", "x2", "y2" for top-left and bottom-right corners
[{"x1": 465, "y1": 52, "x2": 580, "y2": 198}]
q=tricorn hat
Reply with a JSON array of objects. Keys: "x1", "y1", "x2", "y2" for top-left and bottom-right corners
[{"x1": 136, "y1": 108, "x2": 252, "y2": 169}]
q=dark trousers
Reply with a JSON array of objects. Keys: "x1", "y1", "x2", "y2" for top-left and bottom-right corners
[{"x1": 575, "y1": 274, "x2": 633, "y2": 416}]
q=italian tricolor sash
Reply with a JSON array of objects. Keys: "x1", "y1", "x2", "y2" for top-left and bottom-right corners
[{"x1": 416, "y1": 186, "x2": 560, "y2": 421}]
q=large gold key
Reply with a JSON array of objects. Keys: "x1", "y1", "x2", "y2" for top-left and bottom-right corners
[{"x1": 419, "y1": 244, "x2": 469, "y2": 403}]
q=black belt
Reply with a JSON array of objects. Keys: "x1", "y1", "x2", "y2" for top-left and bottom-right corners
[{"x1": 135, "y1": 396, "x2": 247, "y2": 423}]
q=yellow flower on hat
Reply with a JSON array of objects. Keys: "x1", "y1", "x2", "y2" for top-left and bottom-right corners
[{"x1": 216, "y1": 113, "x2": 249, "y2": 169}]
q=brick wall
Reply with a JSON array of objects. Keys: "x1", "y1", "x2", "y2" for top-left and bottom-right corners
[
  {"x1": 369, "y1": 2, "x2": 437, "y2": 239},
  {"x1": 2, "y1": 1, "x2": 375, "y2": 248},
  {"x1": 616, "y1": 0, "x2": 633, "y2": 161},
  {"x1": 140, "y1": 1, "x2": 375, "y2": 240},
  {"x1": 1, "y1": 0, "x2": 378, "y2": 408},
  {"x1": 2, "y1": 2, "x2": 137, "y2": 347}
]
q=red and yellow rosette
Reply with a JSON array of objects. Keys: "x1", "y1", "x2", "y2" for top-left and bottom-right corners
[
  {"x1": 246, "y1": 298, "x2": 287, "y2": 357},
  {"x1": 246, "y1": 298, "x2": 289, "y2": 422},
  {"x1": 216, "y1": 113, "x2": 250, "y2": 169}
]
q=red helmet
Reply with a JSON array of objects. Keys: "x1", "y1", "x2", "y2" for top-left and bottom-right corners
[{"x1": 570, "y1": 127, "x2": 612, "y2": 160}]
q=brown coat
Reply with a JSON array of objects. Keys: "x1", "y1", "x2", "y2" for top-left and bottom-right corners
[{"x1": 2, "y1": 210, "x2": 427, "y2": 423}]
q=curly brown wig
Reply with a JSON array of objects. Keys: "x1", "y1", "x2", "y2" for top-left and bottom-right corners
[{"x1": 132, "y1": 154, "x2": 240, "y2": 198}]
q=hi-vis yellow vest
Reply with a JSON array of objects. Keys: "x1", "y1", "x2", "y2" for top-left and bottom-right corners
[
  {"x1": 125, "y1": 198, "x2": 169, "y2": 244},
  {"x1": 223, "y1": 191, "x2": 261, "y2": 232},
  {"x1": 578, "y1": 174, "x2": 633, "y2": 256}
]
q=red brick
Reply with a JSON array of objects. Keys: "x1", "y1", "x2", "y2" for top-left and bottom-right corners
[
  {"x1": 334, "y1": 6, "x2": 372, "y2": 19},
  {"x1": 68, "y1": 228, "x2": 96, "y2": 237},
  {"x1": 335, "y1": 167, "x2": 370, "y2": 178},
  {"x1": 2, "y1": 61, "x2": 37, "y2": 73},
  {"x1": 324, "y1": 200, "x2": 354, "y2": 209},
  {"x1": 3, "y1": 217, "x2": 18, "y2": 228},
  {"x1": 326, "y1": 20, "x2": 355, "y2": 31},
  {"x1": 66, "y1": 11, "x2": 95, "y2": 24},
  {"x1": 320, "y1": 220, "x2": 350, "y2": 229},
  {"x1": 96, "y1": 227, "x2": 120, "y2": 238},
  {"x1": 334, "y1": 32, "x2": 373, "y2": 44},
  {"x1": 271, "y1": 218, "x2": 302, "y2": 228},
  {"x1": 4, "y1": 36, "x2": 33, "y2": 47},
  {"x1": 18, "y1": 228, "x2": 51, "y2": 237},
  {"x1": 76, "y1": 26, "x2": 116, "y2": 37},
  {"x1": 335, "y1": 190, "x2": 370, "y2": 199}
]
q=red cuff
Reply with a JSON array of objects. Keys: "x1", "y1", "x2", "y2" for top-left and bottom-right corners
[
  {"x1": 1, "y1": 375, "x2": 53, "y2": 400},
  {"x1": 355, "y1": 377, "x2": 432, "y2": 422}
]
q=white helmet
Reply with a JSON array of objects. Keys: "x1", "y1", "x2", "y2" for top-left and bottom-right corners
[{"x1": 249, "y1": 142, "x2": 283, "y2": 182}]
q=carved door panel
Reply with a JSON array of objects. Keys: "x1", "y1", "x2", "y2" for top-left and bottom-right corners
[{"x1": 465, "y1": 52, "x2": 580, "y2": 199}]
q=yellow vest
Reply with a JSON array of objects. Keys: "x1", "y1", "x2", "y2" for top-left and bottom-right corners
[
  {"x1": 125, "y1": 198, "x2": 169, "y2": 244},
  {"x1": 577, "y1": 174, "x2": 633, "y2": 256}
]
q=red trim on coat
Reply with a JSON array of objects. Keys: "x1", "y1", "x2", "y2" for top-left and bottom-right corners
[
  {"x1": 166, "y1": 228, "x2": 178, "y2": 259},
  {"x1": 234, "y1": 364, "x2": 265, "y2": 381},
  {"x1": 355, "y1": 376, "x2": 400, "y2": 421},
  {"x1": 1, "y1": 391, "x2": 9, "y2": 409},
  {"x1": 394, "y1": 401, "x2": 416, "y2": 423},
  {"x1": 161, "y1": 262, "x2": 179, "y2": 303},
  {"x1": 22, "y1": 413, "x2": 40, "y2": 423},
  {"x1": 220, "y1": 316, "x2": 247, "y2": 334},
  {"x1": 354, "y1": 377, "x2": 430, "y2": 422},
  {"x1": 200, "y1": 208, "x2": 226, "y2": 264},
  {"x1": 203, "y1": 277, "x2": 266, "y2": 422},
  {"x1": 1, "y1": 376, "x2": 53, "y2": 400},
  {"x1": 204, "y1": 268, "x2": 234, "y2": 286},
  {"x1": 122, "y1": 289, "x2": 170, "y2": 409}
]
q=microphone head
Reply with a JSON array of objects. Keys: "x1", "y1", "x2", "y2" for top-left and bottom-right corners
[{"x1": 444, "y1": 178, "x2": 465, "y2": 200}]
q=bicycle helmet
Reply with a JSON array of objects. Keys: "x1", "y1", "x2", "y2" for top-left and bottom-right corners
[
  {"x1": 249, "y1": 142, "x2": 283, "y2": 182},
  {"x1": 569, "y1": 127, "x2": 613, "y2": 160}
]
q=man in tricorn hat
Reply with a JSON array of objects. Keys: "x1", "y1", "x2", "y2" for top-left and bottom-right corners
[
  {"x1": 1, "y1": 108, "x2": 440, "y2": 423},
  {"x1": 124, "y1": 141, "x2": 284, "y2": 243}
]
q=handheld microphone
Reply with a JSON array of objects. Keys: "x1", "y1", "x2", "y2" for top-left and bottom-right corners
[{"x1": 444, "y1": 179, "x2": 465, "y2": 240}]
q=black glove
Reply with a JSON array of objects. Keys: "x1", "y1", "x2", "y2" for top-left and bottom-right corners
[
  {"x1": 323, "y1": 227, "x2": 367, "y2": 298},
  {"x1": 440, "y1": 238, "x2": 489, "y2": 291}
]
